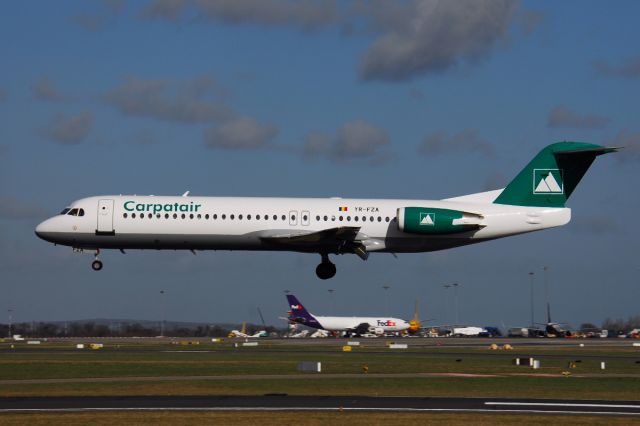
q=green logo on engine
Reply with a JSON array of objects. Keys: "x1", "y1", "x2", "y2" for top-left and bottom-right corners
[{"x1": 419, "y1": 212, "x2": 435, "y2": 226}]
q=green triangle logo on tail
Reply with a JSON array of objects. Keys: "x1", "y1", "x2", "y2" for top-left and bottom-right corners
[
  {"x1": 533, "y1": 169, "x2": 563, "y2": 194},
  {"x1": 494, "y1": 142, "x2": 618, "y2": 208}
]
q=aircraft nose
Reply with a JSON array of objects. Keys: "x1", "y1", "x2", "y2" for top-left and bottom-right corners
[{"x1": 35, "y1": 218, "x2": 55, "y2": 240}]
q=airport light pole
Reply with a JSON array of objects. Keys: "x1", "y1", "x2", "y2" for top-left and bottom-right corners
[
  {"x1": 7, "y1": 308, "x2": 12, "y2": 338},
  {"x1": 528, "y1": 272, "x2": 535, "y2": 328},
  {"x1": 452, "y1": 283, "x2": 460, "y2": 325},
  {"x1": 159, "y1": 290, "x2": 165, "y2": 338},
  {"x1": 443, "y1": 284, "x2": 451, "y2": 324},
  {"x1": 328, "y1": 289, "x2": 335, "y2": 315},
  {"x1": 382, "y1": 285, "x2": 391, "y2": 316},
  {"x1": 543, "y1": 266, "x2": 549, "y2": 322}
]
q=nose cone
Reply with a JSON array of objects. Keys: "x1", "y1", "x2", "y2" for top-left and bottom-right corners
[{"x1": 35, "y1": 218, "x2": 56, "y2": 241}]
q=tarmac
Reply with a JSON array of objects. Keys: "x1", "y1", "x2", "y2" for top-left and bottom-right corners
[{"x1": 1, "y1": 395, "x2": 639, "y2": 415}]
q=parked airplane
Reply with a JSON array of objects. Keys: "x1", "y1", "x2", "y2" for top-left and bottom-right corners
[
  {"x1": 285, "y1": 294, "x2": 410, "y2": 336},
  {"x1": 35, "y1": 142, "x2": 617, "y2": 279},
  {"x1": 227, "y1": 322, "x2": 267, "y2": 338}
]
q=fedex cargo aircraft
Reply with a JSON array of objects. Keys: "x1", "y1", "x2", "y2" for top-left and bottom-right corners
[
  {"x1": 286, "y1": 294, "x2": 409, "y2": 336},
  {"x1": 35, "y1": 142, "x2": 616, "y2": 279}
]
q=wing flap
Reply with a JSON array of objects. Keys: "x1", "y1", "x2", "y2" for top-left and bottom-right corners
[{"x1": 260, "y1": 226, "x2": 368, "y2": 259}]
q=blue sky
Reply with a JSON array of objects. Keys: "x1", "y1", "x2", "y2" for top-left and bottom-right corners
[{"x1": 1, "y1": 1, "x2": 638, "y2": 329}]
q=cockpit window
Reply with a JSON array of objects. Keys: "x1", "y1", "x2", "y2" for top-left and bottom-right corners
[
  {"x1": 68, "y1": 208, "x2": 79, "y2": 216},
  {"x1": 78, "y1": 208, "x2": 84, "y2": 217},
  {"x1": 60, "y1": 208, "x2": 70, "y2": 215}
]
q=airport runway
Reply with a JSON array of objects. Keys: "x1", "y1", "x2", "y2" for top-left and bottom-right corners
[{"x1": 1, "y1": 395, "x2": 639, "y2": 415}]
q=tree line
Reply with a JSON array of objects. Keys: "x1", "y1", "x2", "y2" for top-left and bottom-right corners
[{"x1": 0, "y1": 321, "x2": 279, "y2": 338}]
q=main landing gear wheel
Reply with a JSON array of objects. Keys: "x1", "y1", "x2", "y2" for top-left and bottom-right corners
[{"x1": 316, "y1": 254, "x2": 336, "y2": 280}]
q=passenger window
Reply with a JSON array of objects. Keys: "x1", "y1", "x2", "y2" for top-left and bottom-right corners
[
  {"x1": 370, "y1": 216, "x2": 374, "y2": 222},
  {"x1": 316, "y1": 215, "x2": 320, "y2": 221},
  {"x1": 303, "y1": 215, "x2": 308, "y2": 221},
  {"x1": 291, "y1": 215, "x2": 296, "y2": 221},
  {"x1": 324, "y1": 215, "x2": 328, "y2": 221},
  {"x1": 165, "y1": 213, "x2": 169, "y2": 219},
  {"x1": 339, "y1": 216, "x2": 343, "y2": 221},
  {"x1": 230, "y1": 214, "x2": 235, "y2": 220},
  {"x1": 148, "y1": 213, "x2": 152, "y2": 218},
  {"x1": 281, "y1": 215, "x2": 285, "y2": 220},
  {"x1": 273, "y1": 215, "x2": 277, "y2": 220},
  {"x1": 181, "y1": 213, "x2": 185, "y2": 219},
  {"x1": 256, "y1": 215, "x2": 261, "y2": 220},
  {"x1": 385, "y1": 217, "x2": 390, "y2": 222},
  {"x1": 173, "y1": 213, "x2": 177, "y2": 219},
  {"x1": 132, "y1": 213, "x2": 136, "y2": 218},
  {"x1": 123, "y1": 213, "x2": 128, "y2": 218},
  {"x1": 197, "y1": 214, "x2": 202, "y2": 219},
  {"x1": 222, "y1": 214, "x2": 226, "y2": 219},
  {"x1": 205, "y1": 214, "x2": 209, "y2": 219},
  {"x1": 248, "y1": 214, "x2": 252, "y2": 220},
  {"x1": 377, "y1": 216, "x2": 382, "y2": 222},
  {"x1": 214, "y1": 214, "x2": 218, "y2": 219},
  {"x1": 189, "y1": 214, "x2": 194, "y2": 219},
  {"x1": 362, "y1": 216, "x2": 366, "y2": 222},
  {"x1": 331, "y1": 215, "x2": 336, "y2": 221},
  {"x1": 239, "y1": 214, "x2": 243, "y2": 220},
  {"x1": 354, "y1": 216, "x2": 359, "y2": 222},
  {"x1": 346, "y1": 216, "x2": 351, "y2": 221}
]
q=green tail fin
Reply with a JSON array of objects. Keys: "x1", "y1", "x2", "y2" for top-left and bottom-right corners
[{"x1": 493, "y1": 142, "x2": 617, "y2": 207}]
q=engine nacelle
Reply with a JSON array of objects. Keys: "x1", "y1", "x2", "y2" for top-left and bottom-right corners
[
  {"x1": 369, "y1": 327, "x2": 385, "y2": 336},
  {"x1": 397, "y1": 207, "x2": 484, "y2": 235}
]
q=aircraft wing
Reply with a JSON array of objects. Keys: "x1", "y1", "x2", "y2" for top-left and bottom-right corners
[{"x1": 259, "y1": 226, "x2": 369, "y2": 260}]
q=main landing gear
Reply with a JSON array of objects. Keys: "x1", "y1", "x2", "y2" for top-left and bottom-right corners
[
  {"x1": 315, "y1": 254, "x2": 336, "y2": 280},
  {"x1": 91, "y1": 249, "x2": 103, "y2": 271}
]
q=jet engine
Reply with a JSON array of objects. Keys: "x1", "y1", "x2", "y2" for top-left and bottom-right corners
[
  {"x1": 368, "y1": 326, "x2": 385, "y2": 336},
  {"x1": 397, "y1": 207, "x2": 484, "y2": 235}
]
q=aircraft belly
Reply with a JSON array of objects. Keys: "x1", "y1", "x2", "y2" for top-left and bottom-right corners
[
  {"x1": 38, "y1": 229, "x2": 489, "y2": 253},
  {"x1": 38, "y1": 232, "x2": 268, "y2": 250}
]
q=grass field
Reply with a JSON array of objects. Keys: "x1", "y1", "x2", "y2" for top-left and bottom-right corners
[
  {"x1": 1, "y1": 339, "x2": 639, "y2": 400},
  {"x1": 1, "y1": 338, "x2": 639, "y2": 424}
]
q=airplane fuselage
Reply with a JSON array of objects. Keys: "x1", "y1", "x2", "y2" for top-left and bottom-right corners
[
  {"x1": 309, "y1": 315, "x2": 410, "y2": 333},
  {"x1": 35, "y1": 194, "x2": 570, "y2": 254}
]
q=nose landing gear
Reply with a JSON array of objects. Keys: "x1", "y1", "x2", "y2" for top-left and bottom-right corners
[
  {"x1": 315, "y1": 254, "x2": 336, "y2": 280},
  {"x1": 91, "y1": 249, "x2": 103, "y2": 271}
]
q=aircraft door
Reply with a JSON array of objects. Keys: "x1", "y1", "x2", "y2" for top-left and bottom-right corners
[
  {"x1": 289, "y1": 210, "x2": 298, "y2": 226},
  {"x1": 301, "y1": 210, "x2": 310, "y2": 226},
  {"x1": 97, "y1": 199, "x2": 115, "y2": 234}
]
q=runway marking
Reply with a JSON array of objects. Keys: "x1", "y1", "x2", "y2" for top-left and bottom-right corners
[
  {"x1": 0, "y1": 407, "x2": 639, "y2": 416},
  {"x1": 485, "y1": 401, "x2": 640, "y2": 409}
]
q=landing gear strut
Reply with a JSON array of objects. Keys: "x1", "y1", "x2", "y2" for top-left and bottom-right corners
[
  {"x1": 91, "y1": 249, "x2": 103, "y2": 271},
  {"x1": 315, "y1": 254, "x2": 336, "y2": 280}
]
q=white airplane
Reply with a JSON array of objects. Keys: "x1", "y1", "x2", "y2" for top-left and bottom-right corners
[
  {"x1": 35, "y1": 142, "x2": 616, "y2": 279},
  {"x1": 288, "y1": 329, "x2": 309, "y2": 338},
  {"x1": 228, "y1": 323, "x2": 267, "y2": 338},
  {"x1": 286, "y1": 294, "x2": 410, "y2": 336}
]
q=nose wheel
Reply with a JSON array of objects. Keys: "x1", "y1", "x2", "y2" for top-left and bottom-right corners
[
  {"x1": 315, "y1": 254, "x2": 336, "y2": 280},
  {"x1": 91, "y1": 249, "x2": 103, "y2": 271}
]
